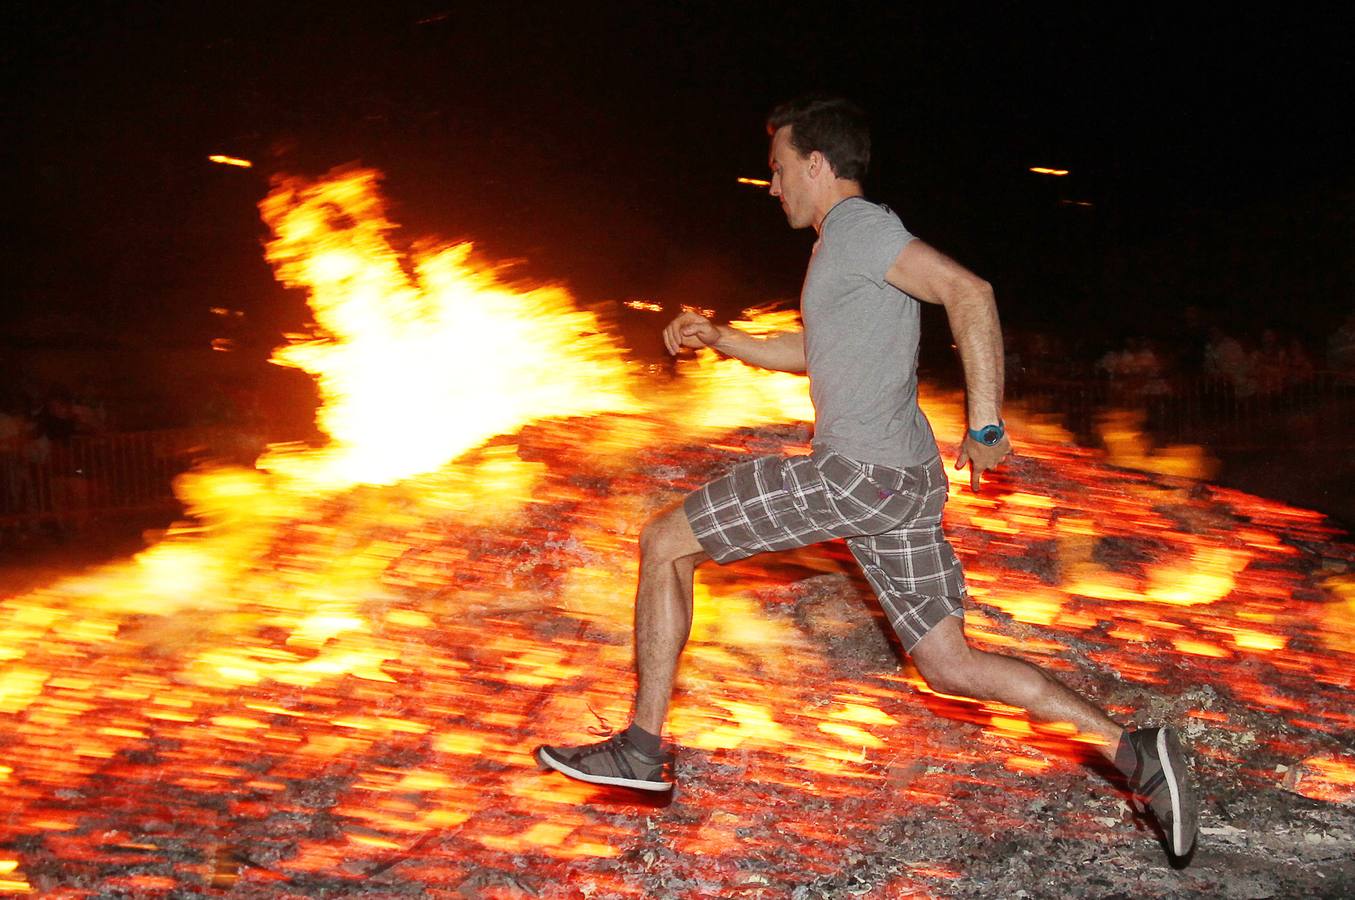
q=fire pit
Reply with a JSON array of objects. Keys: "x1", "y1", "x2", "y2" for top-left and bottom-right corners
[{"x1": 1, "y1": 170, "x2": 1351, "y2": 897}]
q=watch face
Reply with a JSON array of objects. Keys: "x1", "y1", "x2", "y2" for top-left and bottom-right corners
[{"x1": 979, "y1": 426, "x2": 1002, "y2": 445}]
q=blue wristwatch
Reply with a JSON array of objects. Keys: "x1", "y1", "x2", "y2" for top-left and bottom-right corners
[{"x1": 968, "y1": 420, "x2": 1005, "y2": 446}]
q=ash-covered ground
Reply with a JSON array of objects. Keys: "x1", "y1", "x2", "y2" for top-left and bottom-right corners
[{"x1": 1, "y1": 418, "x2": 1353, "y2": 898}]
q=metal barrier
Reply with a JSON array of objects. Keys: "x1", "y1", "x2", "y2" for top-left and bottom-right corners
[
  {"x1": 0, "y1": 428, "x2": 253, "y2": 531},
  {"x1": 1007, "y1": 371, "x2": 1355, "y2": 447},
  {"x1": 3, "y1": 375, "x2": 1351, "y2": 533}
]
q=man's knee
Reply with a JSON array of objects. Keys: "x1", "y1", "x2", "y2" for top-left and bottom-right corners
[
  {"x1": 910, "y1": 619, "x2": 982, "y2": 697},
  {"x1": 917, "y1": 661, "x2": 979, "y2": 698},
  {"x1": 639, "y1": 503, "x2": 703, "y2": 562}
]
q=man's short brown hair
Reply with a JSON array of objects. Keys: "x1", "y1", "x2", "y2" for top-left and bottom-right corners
[{"x1": 767, "y1": 94, "x2": 871, "y2": 182}]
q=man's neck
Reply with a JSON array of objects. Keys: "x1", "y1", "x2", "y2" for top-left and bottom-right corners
[{"x1": 812, "y1": 182, "x2": 865, "y2": 233}]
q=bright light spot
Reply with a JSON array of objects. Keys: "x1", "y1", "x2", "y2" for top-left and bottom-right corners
[{"x1": 208, "y1": 154, "x2": 253, "y2": 168}]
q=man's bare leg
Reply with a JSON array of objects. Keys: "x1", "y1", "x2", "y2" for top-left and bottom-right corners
[
  {"x1": 909, "y1": 615, "x2": 1200, "y2": 857},
  {"x1": 631, "y1": 503, "x2": 708, "y2": 735},
  {"x1": 908, "y1": 616, "x2": 1123, "y2": 760},
  {"x1": 534, "y1": 502, "x2": 705, "y2": 790}
]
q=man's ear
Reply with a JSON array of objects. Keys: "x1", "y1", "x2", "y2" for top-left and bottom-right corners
[{"x1": 808, "y1": 150, "x2": 827, "y2": 179}]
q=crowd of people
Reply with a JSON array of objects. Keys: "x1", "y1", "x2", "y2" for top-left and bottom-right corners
[
  {"x1": 1200, "y1": 326, "x2": 1322, "y2": 396},
  {"x1": 1094, "y1": 326, "x2": 1320, "y2": 399},
  {"x1": 1, "y1": 387, "x2": 107, "y2": 442},
  {"x1": 1007, "y1": 307, "x2": 1355, "y2": 402}
]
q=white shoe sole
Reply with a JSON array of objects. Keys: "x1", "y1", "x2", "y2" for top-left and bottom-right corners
[
  {"x1": 535, "y1": 746, "x2": 674, "y2": 792},
  {"x1": 1157, "y1": 727, "x2": 1196, "y2": 856}
]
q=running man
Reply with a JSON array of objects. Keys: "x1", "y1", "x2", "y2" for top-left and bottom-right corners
[{"x1": 536, "y1": 95, "x2": 1198, "y2": 862}]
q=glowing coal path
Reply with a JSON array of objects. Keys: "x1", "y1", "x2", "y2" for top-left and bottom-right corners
[{"x1": 0, "y1": 169, "x2": 1352, "y2": 896}]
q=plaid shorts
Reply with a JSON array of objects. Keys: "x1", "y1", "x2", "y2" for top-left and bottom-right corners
[{"x1": 683, "y1": 449, "x2": 967, "y2": 651}]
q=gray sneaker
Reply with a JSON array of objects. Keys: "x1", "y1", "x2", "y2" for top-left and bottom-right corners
[
  {"x1": 1127, "y1": 726, "x2": 1198, "y2": 858},
  {"x1": 536, "y1": 733, "x2": 674, "y2": 791}
]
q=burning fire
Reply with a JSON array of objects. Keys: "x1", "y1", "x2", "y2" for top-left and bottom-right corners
[
  {"x1": 0, "y1": 166, "x2": 1352, "y2": 894},
  {"x1": 257, "y1": 167, "x2": 641, "y2": 488}
]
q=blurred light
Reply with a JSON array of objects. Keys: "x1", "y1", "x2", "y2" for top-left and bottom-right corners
[
  {"x1": 624, "y1": 300, "x2": 664, "y2": 313},
  {"x1": 1029, "y1": 167, "x2": 1069, "y2": 176},
  {"x1": 1059, "y1": 199, "x2": 1094, "y2": 208},
  {"x1": 682, "y1": 305, "x2": 717, "y2": 319},
  {"x1": 209, "y1": 155, "x2": 253, "y2": 168},
  {"x1": 737, "y1": 177, "x2": 771, "y2": 187}
]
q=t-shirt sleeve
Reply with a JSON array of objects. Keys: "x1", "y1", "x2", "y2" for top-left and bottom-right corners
[{"x1": 828, "y1": 202, "x2": 915, "y2": 287}]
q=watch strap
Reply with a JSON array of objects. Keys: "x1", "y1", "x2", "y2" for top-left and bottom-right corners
[{"x1": 967, "y1": 420, "x2": 1005, "y2": 445}]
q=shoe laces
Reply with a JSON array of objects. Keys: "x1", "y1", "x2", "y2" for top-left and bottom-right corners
[{"x1": 585, "y1": 702, "x2": 614, "y2": 738}]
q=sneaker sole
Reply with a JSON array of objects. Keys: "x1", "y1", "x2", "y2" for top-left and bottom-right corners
[
  {"x1": 535, "y1": 746, "x2": 674, "y2": 792},
  {"x1": 1157, "y1": 727, "x2": 1198, "y2": 856}
]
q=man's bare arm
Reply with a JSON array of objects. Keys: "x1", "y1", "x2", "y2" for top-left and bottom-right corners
[
  {"x1": 885, "y1": 240, "x2": 1011, "y2": 490},
  {"x1": 663, "y1": 311, "x2": 806, "y2": 373}
]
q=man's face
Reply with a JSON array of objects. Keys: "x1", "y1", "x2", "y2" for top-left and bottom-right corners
[{"x1": 768, "y1": 126, "x2": 815, "y2": 229}]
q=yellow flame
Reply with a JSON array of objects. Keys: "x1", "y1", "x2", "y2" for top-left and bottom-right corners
[
  {"x1": 1098, "y1": 409, "x2": 1216, "y2": 479},
  {"x1": 257, "y1": 167, "x2": 642, "y2": 488}
]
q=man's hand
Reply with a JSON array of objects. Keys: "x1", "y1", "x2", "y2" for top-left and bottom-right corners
[
  {"x1": 663, "y1": 311, "x2": 721, "y2": 355},
  {"x1": 955, "y1": 434, "x2": 1013, "y2": 493}
]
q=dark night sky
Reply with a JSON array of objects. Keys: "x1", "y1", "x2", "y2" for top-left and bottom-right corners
[{"x1": 7, "y1": 2, "x2": 1354, "y2": 362}]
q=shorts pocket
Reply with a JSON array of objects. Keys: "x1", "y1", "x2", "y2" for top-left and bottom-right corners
[
  {"x1": 781, "y1": 454, "x2": 840, "y2": 527},
  {"x1": 827, "y1": 453, "x2": 930, "y2": 533}
]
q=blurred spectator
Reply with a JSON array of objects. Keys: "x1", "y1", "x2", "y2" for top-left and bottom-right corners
[
  {"x1": 35, "y1": 394, "x2": 80, "y2": 443},
  {"x1": 1127, "y1": 337, "x2": 1170, "y2": 396},
  {"x1": 1204, "y1": 326, "x2": 1255, "y2": 395},
  {"x1": 34, "y1": 393, "x2": 91, "y2": 535},
  {"x1": 1098, "y1": 336, "x2": 1170, "y2": 399},
  {"x1": 71, "y1": 391, "x2": 108, "y2": 432},
  {"x1": 1251, "y1": 329, "x2": 1288, "y2": 395},
  {"x1": 1096, "y1": 345, "x2": 1126, "y2": 379}
]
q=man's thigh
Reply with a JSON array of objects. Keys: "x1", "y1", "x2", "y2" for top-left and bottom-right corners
[
  {"x1": 683, "y1": 453, "x2": 831, "y2": 564},
  {"x1": 682, "y1": 449, "x2": 932, "y2": 565},
  {"x1": 846, "y1": 457, "x2": 967, "y2": 652}
]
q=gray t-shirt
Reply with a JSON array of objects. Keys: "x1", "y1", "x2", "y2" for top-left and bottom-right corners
[{"x1": 800, "y1": 197, "x2": 937, "y2": 467}]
